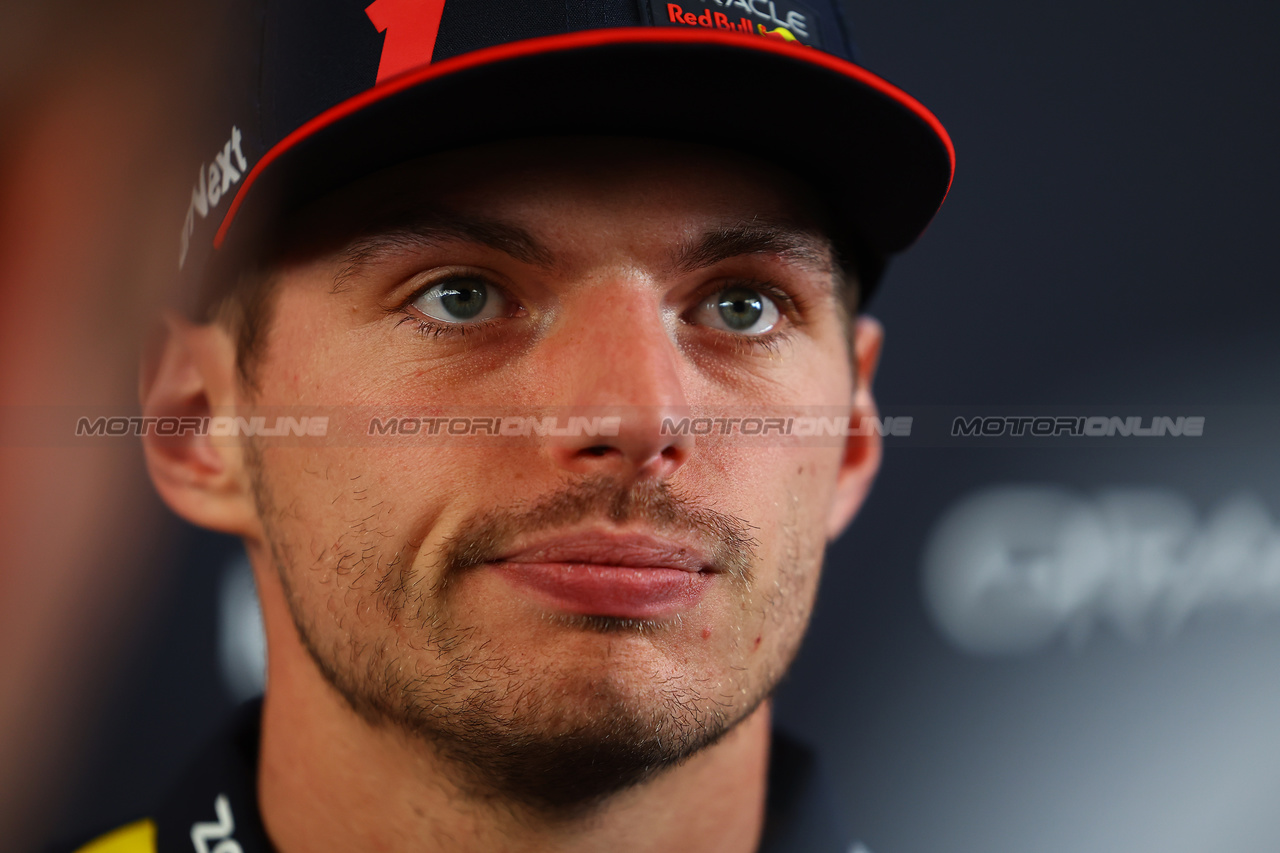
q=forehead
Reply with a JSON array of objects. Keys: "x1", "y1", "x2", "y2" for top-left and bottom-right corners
[{"x1": 275, "y1": 136, "x2": 836, "y2": 262}]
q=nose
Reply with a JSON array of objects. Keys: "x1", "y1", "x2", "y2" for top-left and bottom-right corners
[{"x1": 539, "y1": 283, "x2": 693, "y2": 480}]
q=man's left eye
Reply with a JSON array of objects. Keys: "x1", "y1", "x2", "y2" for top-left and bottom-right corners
[
  {"x1": 409, "y1": 277, "x2": 509, "y2": 324},
  {"x1": 691, "y1": 285, "x2": 781, "y2": 335}
]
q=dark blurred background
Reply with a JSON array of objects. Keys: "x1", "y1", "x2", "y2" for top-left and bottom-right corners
[{"x1": 12, "y1": 2, "x2": 1280, "y2": 852}]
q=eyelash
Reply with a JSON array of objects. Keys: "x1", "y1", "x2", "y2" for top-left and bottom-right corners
[
  {"x1": 392, "y1": 275, "x2": 809, "y2": 346},
  {"x1": 392, "y1": 271, "x2": 511, "y2": 340},
  {"x1": 395, "y1": 314, "x2": 501, "y2": 338}
]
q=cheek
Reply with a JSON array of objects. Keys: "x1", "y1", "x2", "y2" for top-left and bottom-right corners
[
  {"x1": 690, "y1": 442, "x2": 843, "y2": 530},
  {"x1": 686, "y1": 445, "x2": 839, "y2": 636},
  {"x1": 254, "y1": 285, "x2": 381, "y2": 404},
  {"x1": 254, "y1": 446, "x2": 445, "y2": 607},
  {"x1": 258, "y1": 444, "x2": 531, "y2": 575}
]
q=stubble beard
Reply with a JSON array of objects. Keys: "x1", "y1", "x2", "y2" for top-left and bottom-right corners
[{"x1": 249, "y1": 449, "x2": 815, "y2": 818}]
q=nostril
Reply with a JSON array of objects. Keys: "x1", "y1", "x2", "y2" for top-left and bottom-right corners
[{"x1": 583, "y1": 445, "x2": 612, "y2": 457}]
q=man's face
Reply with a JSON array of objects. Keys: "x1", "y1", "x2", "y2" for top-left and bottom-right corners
[{"x1": 239, "y1": 138, "x2": 872, "y2": 812}]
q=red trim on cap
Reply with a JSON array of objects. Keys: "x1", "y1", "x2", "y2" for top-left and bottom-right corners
[{"x1": 214, "y1": 27, "x2": 955, "y2": 249}]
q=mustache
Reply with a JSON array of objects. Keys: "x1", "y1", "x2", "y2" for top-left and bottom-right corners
[{"x1": 436, "y1": 475, "x2": 758, "y2": 584}]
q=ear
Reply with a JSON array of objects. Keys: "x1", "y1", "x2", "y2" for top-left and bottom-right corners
[
  {"x1": 140, "y1": 313, "x2": 263, "y2": 539},
  {"x1": 825, "y1": 314, "x2": 885, "y2": 540}
]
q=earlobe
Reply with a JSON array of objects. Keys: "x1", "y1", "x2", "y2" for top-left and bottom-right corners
[
  {"x1": 825, "y1": 315, "x2": 885, "y2": 540},
  {"x1": 140, "y1": 313, "x2": 262, "y2": 538}
]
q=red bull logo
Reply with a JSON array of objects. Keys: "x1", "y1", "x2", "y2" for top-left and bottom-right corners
[
  {"x1": 664, "y1": 3, "x2": 812, "y2": 45},
  {"x1": 666, "y1": 3, "x2": 755, "y2": 34}
]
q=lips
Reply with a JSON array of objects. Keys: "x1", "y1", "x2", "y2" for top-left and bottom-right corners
[
  {"x1": 489, "y1": 531, "x2": 716, "y2": 619},
  {"x1": 498, "y1": 532, "x2": 712, "y2": 572}
]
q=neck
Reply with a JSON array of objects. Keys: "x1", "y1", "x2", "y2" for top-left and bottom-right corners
[{"x1": 253, "y1": 562, "x2": 771, "y2": 853}]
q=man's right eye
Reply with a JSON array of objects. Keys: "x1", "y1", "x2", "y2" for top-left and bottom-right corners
[{"x1": 409, "y1": 277, "x2": 509, "y2": 324}]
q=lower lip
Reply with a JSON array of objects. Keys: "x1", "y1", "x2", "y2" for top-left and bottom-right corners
[{"x1": 491, "y1": 562, "x2": 712, "y2": 619}]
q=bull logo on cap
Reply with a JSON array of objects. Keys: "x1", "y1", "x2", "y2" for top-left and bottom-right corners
[{"x1": 756, "y1": 24, "x2": 801, "y2": 43}]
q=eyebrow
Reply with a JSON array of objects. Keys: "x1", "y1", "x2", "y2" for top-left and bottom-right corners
[
  {"x1": 334, "y1": 212, "x2": 555, "y2": 289},
  {"x1": 333, "y1": 213, "x2": 837, "y2": 290},
  {"x1": 672, "y1": 221, "x2": 838, "y2": 279}
]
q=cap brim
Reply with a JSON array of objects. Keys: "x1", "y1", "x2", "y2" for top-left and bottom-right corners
[{"x1": 215, "y1": 27, "x2": 954, "y2": 292}]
